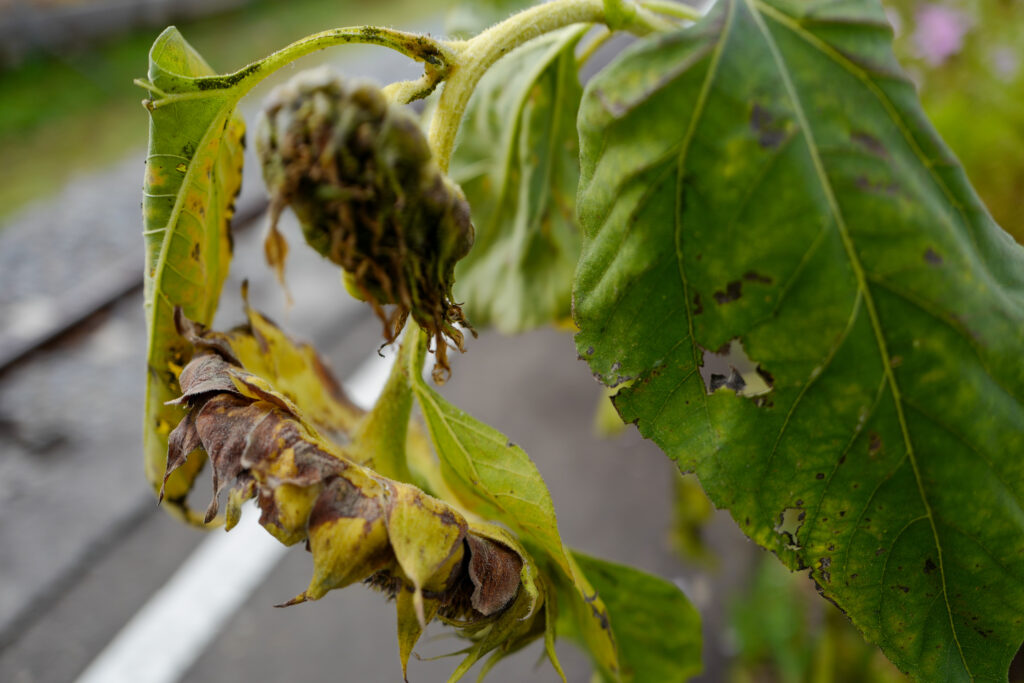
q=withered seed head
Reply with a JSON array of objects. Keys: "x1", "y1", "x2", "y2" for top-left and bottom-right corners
[{"x1": 256, "y1": 67, "x2": 475, "y2": 381}]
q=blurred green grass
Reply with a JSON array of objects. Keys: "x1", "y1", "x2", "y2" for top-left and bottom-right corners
[{"x1": 0, "y1": 0, "x2": 453, "y2": 221}]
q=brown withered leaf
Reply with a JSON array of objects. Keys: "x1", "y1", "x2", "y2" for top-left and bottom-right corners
[
  {"x1": 164, "y1": 310, "x2": 550, "y2": 678},
  {"x1": 161, "y1": 411, "x2": 201, "y2": 502},
  {"x1": 466, "y1": 534, "x2": 523, "y2": 617},
  {"x1": 173, "y1": 301, "x2": 364, "y2": 442}
]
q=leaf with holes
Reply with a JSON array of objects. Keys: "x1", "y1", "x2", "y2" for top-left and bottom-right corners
[
  {"x1": 451, "y1": 26, "x2": 586, "y2": 333},
  {"x1": 574, "y1": 0, "x2": 1024, "y2": 680},
  {"x1": 140, "y1": 27, "x2": 246, "y2": 522}
]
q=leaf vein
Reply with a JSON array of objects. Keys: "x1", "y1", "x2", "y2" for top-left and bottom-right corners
[
  {"x1": 747, "y1": 1, "x2": 969, "y2": 670},
  {"x1": 866, "y1": 274, "x2": 1024, "y2": 405},
  {"x1": 671, "y1": 0, "x2": 736, "y2": 448}
]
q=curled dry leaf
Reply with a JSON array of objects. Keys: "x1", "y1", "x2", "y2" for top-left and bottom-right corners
[
  {"x1": 256, "y1": 67, "x2": 476, "y2": 382},
  {"x1": 164, "y1": 309, "x2": 550, "y2": 678}
]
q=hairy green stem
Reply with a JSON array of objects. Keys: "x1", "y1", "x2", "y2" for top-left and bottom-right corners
[
  {"x1": 427, "y1": 0, "x2": 668, "y2": 170},
  {"x1": 639, "y1": 0, "x2": 703, "y2": 22},
  {"x1": 349, "y1": 331, "x2": 420, "y2": 484},
  {"x1": 381, "y1": 63, "x2": 447, "y2": 104},
  {"x1": 138, "y1": 26, "x2": 454, "y2": 108}
]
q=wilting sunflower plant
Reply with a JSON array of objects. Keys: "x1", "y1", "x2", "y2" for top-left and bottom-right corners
[{"x1": 137, "y1": 0, "x2": 1024, "y2": 680}]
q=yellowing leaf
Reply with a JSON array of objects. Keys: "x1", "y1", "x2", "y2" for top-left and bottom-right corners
[
  {"x1": 397, "y1": 586, "x2": 439, "y2": 681},
  {"x1": 385, "y1": 481, "x2": 468, "y2": 625},
  {"x1": 225, "y1": 299, "x2": 366, "y2": 437},
  {"x1": 140, "y1": 28, "x2": 246, "y2": 522}
]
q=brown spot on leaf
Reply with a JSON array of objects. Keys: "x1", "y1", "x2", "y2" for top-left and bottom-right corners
[
  {"x1": 924, "y1": 558, "x2": 937, "y2": 574},
  {"x1": 713, "y1": 281, "x2": 742, "y2": 304},
  {"x1": 868, "y1": 431, "x2": 882, "y2": 456},
  {"x1": 924, "y1": 248, "x2": 943, "y2": 265},
  {"x1": 584, "y1": 592, "x2": 611, "y2": 631},
  {"x1": 693, "y1": 292, "x2": 703, "y2": 315},
  {"x1": 742, "y1": 271, "x2": 772, "y2": 285},
  {"x1": 750, "y1": 103, "x2": 787, "y2": 149},
  {"x1": 308, "y1": 476, "x2": 381, "y2": 529},
  {"x1": 851, "y1": 131, "x2": 887, "y2": 157},
  {"x1": 855, "y1": 175, "x2": 900, "y2": 196}
]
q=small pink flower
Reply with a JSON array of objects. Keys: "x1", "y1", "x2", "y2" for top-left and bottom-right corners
[{"x1": 913, "y1": 4, "x2": 969, "y2": 66}]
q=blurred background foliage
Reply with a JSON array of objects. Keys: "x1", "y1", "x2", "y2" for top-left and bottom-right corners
[
  {"x1": 885, "y1": 0, "x2": 1024, "y2": 244},
  {"x1": 666, "y1": 468, "x2": 911, "y2": 682},
  {"x1": 725, "y1": 558, "x2": 907, "y2": 683}
]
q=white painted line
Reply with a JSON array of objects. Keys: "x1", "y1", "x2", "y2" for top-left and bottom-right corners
[{"x1": 75, "y1": 349, "x2": 395, "y2": 683}]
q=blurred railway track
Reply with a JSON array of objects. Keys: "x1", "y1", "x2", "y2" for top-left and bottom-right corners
[{"x1": 0, "y1": 198, "x2": 268, "y2": 380}]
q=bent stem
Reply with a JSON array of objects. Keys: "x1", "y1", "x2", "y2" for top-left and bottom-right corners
[
  {"x1": 427, "y1": 0, "x2": 671, "y2": 170},
  {"x1": 139, "y1": 26, "x2": 455, "y2": 108}
]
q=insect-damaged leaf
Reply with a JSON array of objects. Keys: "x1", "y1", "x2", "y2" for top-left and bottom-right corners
[
  {"x1": 557, "y1": 552, "x2": 701, "y2": 683},
  {"x1": 451, "y1": 27, "x2": 585, "y2": 333},
  {"x1": 573, "y1": 1, "x2": 1024, "y2": 680},
  {"x1": 411, "y1": 354, "x2": 619, "y2": 677},
  {"x1": 140, "y1": 27, "x2": 246, "y2": 522}
]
